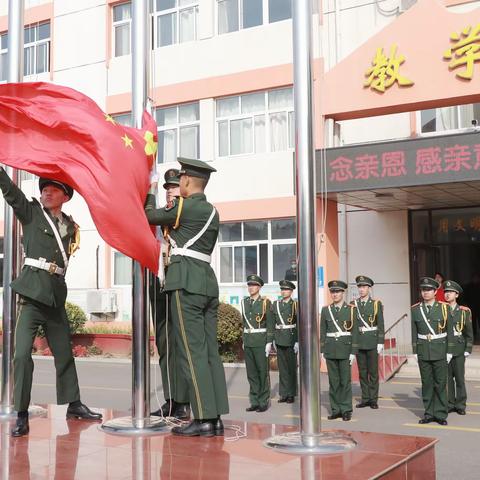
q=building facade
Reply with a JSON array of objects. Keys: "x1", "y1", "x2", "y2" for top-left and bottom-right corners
[{"x1": 0, "y1": 0, "x2": 479, "y2": 343}]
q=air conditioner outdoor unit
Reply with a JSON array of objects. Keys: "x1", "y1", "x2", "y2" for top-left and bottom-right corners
[
  {"x1": 399, "y1": 0, "x2": 417, "y2": 13},
  {"x1": 86, "y1": 290, "x2": 118, "y2": 314}
]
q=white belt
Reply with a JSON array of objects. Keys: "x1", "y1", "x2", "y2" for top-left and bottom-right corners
[
  {"x1": 170, "y1": 247, "x2": 211, "y2": 263},
  {"x1": 327, "y1": 332, "x2": 351, "y2": 337},
  {"x1": 275, "y1": 324, "x2": 296, "y2": 330},
  {"x1": 24, "y1": 257, "x2": 65, "y2": 276},
  {"x1": 418, "y1": 333, "x2": 447, "y2": 341},
  {"x1": 453, "y1": 331, "x2": 463, "y2": 337},
  {"x1": 244, "y1": 328, "x2": 267, "y2": 334},
  {"x1": 360, "y1": 326, "x2": 377, "y2": 332}
]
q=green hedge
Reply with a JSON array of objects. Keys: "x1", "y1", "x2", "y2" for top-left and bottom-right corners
[{"x1": 217, "y1": 302, "x2": 243, "y2": 363}]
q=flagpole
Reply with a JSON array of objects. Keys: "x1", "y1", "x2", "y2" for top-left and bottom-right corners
[
  {"x1": 0, "y1": 0, "x2": 24, "y2": 419},
  {"x1": 101, "y1": 0, "x2": 168, "y2": 435},
  {"x1": 264, "y1": 0, "x2": 355, "y2": 453}
]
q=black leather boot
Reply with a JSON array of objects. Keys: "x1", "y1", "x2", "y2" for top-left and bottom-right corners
[
  {"x1": 171, "y1": 419, "x2": 215, "y2": 437},
  {"x1": 11, "y1": 416, "x2": 29, "y2": 437},
  {"x1": 66, "y1": 402, "x2": 102, "y2": 420},
  {"x1": 213, "y1": 416, "x2": 224, "y2": 436},
  {"x1": 172, "y1": 402, "x2": 191, "y2": 420}
]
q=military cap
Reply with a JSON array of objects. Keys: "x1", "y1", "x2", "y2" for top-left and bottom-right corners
[
  {"x1": 419, "y1": 277, "x2": 439, "y2": 290},
  {"x1": 39, "y1": 177, "x2": 74, "y2": 200},
  {"x1": 279, "y1": 280, "x2": 296, "y2": 290},
  {"x1": 247, "y1": 274, "x2": 264, "y2": 287},
  {"x1": 328, "y1": 280, "x2": 348, "y2": 291},
  {"x1": 443, "y1": 280, "x2": 463, "y2": 294},
  {"x1": 163, "y1": 168, "x2": 180, "y2": 189},
  {"x1": 178, "y1": 157, "x2": 216, "y2": 180},
  {"x1": 356, "y1": 275, "x2": 374, "y2": 287}
]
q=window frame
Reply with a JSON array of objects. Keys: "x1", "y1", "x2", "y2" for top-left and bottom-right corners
[
  {"x1": 112, "y1": 250, "x2": 133, "y2": 286},
  {"x1": 156, "y1": 101, "x2": 200, "y2": 164},
  {"x1": 112, "y1": 2, "x2": 132, "y2": 58},
  {"x1": 216, "y1": 218, "x2": 296, "y2": 286},
  {"x1": 215, "y1": 87, "x2": 294, "y2": 158}
]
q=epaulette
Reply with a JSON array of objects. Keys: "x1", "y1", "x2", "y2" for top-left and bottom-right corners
[
  {"x1": 348, "y1": 302, "x2": 355, "y2": 307},
  {"x1": 460, "y1": 306, "x2": 471, "y2": 312},
  {"x1": 411, "y1": 302, "x2": 421, "y2": 308},
  {"x1": 438, "y1": 301, "x2": 448, "y2": 305}
]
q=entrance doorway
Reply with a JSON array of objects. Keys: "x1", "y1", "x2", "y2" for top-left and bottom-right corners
[{"x1": 410, "y1": 207, "x2": 480, "y2": 343}]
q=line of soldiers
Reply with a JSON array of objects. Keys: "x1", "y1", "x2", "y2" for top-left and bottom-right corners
[{"x1": 412, "y1": 277, "x2": 473, "y2": 425}]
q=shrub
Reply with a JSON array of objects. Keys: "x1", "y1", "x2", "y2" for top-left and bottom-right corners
[
  {"x1": 72, "y1": 345, "x2": 88, "y2": 357},
  {"x1": 86, "y1": 344, "x2": 103, "y2": 356},
  {"x1": 82, "y1": 324, "x2": 132, "y2": 335},
  {"x1": 36, "y1": 302, "x2": 87, "y2": 338},
  {"x1": 217, "y1": 303, "x2": 243, "y2": 362}
]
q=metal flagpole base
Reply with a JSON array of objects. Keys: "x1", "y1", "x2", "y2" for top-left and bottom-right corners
[
  {"x1": 0, "y1": 404, "x2": 48, "y2": 421},
  {"x1": 101, "y1": 416, "x2": 171, "y2": 436},
  {"x1": 264, "y1": 431, "x2": 357, "y2": 455},
  {"x1": 0, "y1": 409, "x2": 15, "y2": 421}
]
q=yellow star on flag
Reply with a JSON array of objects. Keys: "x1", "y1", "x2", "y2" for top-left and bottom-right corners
[
  {"x1": 144, "y1": 130, "x2": 158, "y2": 156},
  {"x1": 105, "y1": 113, "x2": 116, "y2": 125},
  {"x1": 122, "y1": 133, "x2": 133, "y2": 148}
]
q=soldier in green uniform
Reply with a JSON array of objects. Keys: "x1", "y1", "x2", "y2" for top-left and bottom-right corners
[
  {"x1": 444, "y1": 280, "x2": 474, "y2": 415},
  {"x1": 242, "y1": 275, "x2": 274, "y2": 412},
  {"x1": 320, "y1": 280, "x2": 358, "y2": 421},
  {"x1": 411, "y1": 276, "x2": 453, "y2": 425},
  {"x1": 150, "y1": 169, "x2": 189, "y2": 420},
  {"x1": 272, "y1": 280, "x2": 298, "y2": 404},
  {"x1": 353, "y1": 275, "x2": 384, "y2": 410},
  {"x1": 145, "y1": 157, "x2": 229, "y2": 437},
  {"x1": 0, "y1": 168, "x2": 102, "y2": 437}
]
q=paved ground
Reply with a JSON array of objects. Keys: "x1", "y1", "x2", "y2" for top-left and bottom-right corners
[{"x1": 2, "y1": 356, "x2": 480, "y2": 479}]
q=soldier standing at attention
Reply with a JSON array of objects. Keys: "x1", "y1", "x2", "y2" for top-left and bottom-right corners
[
  {"x1": 242, "y1": 275, "x2": 274, "y2": 413},
  {"x1": 320, "y1": 280, "x2": 358, "y2": 421},
  {"x1": 150, "y1": 169, "x2": 190, "y2": 420},
  {"x1": 411, "y1": 276, "x2": 452, "y2": 425},
  {"x1": 444, "y1": 280, "x2": 474, "y2": 416},
  {"x1": 353, "y1": 275, "x2": 385, "y2": 410},
  {"x1": 272, "y1": 280, "x2": 298, "y2": 404},
  {"x1": 0, "y1": 168, "x2": 102, "y2": 438},
  {"x1": 145, "y1": 158, "x2": 229, "y2": 437}
]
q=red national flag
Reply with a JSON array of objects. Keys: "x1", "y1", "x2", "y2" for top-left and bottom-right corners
[{"x1": 0, "y1": 82, "x2": 160, "y2": 273}]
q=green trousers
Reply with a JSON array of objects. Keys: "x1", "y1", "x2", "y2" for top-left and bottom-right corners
[
  {"x1": 418, "y1": 358, "x2": 448, "y2": 420},
  {"x1": 14, "y1": 298, "x2": 80, "y2": 412},
  {"x1": 448, "y1": 354, "x2": 467, "y2": 411},
  {"x1": 326, "y1": 358, "x2": 352, "y2": 415},
  {"x1": 276, "y1": 345, "x2": 297, "y2": 398},
  {"x1": 170, "y1": 289, "x2": 229, "y2": 419},
  {"x1": 356, "y1": 349, "x2": 379, "y2": 403},
  {"x1": 244, "y1": 346, "x2": 270, "y2": 407},
  {"x1": 151, "y1": 277, "x2": 189, "y2": 404}
]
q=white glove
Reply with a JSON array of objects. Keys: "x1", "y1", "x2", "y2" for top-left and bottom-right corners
[
  {"x1": 149, "y1": 172, "x2": 159, "y2": 184},
  {"x1": 294, "y1": 342, "x2": 299, "y2": 354},
  {"x1": 447, "y1": 353, "x2": 453, "y2": 364},
  {"x1": 349, "y1": 354, "x2": 355, "y2": 365},
  {"x1": 377, "y1": 344, "x2": 384, "y2": 354},
  {"x1": 265, "y1": 342, "x2": 273, "y2": 357},
  {"x1": 464, "y1": 351, "x2": 470, "y2": 357}
]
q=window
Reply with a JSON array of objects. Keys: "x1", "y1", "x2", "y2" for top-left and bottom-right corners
[
  {"x1": 156, "y1": 102, "x2": 200, "y2": 163},
  {"x1": 420, "y1": 103, "x2": 480, "y2": 134},
  {"x1": 112, "y1": 112, "x2": 133, "y2": 127},
  {"x1": 153, "y1": 0, "x2": 199, "y2": 47},
  {"x1": 217, "y1": 218, "x2": 296, "y2": 284},
  {"x1": 268, "y1": 0, "x2": 291, "y2": 23},
  {"x1": 24, "y1": 23, "x2": 50, "y2": 76},
  {"x1": 216, "y1": 87, "x2": 294, "y2": 157},
  {"x1": 217, "y1": 0, "x2": 291, "y2": 33},
  {"x1": 113, "y1": 251, "x2": 132, "y2": 285},
  {"x1": 1, "y1": 22, "x2": 51, "y2": 79},
  {"x1": 113, "y1": 3, "x2": 132, "y2": 57}
]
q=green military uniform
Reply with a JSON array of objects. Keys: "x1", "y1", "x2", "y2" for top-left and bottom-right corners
[
  {"x1": 272, "y1": 280, "x2": 298, "y2": 402},
  {"x1": 444, "y1": 280, "x2": 474, "y2": 414},
  {"x1": 0, "y1": 169, "x2": 81, "y2": 412},
  {"x1": 150, "y1": 169, "x2": 189, "y2": 415},
  {"x1": 353, "y1": 275, "x2": 384, "y2": 408},
  {"x1": 242, "y1": 275, "x2": 275, "y2": 410},
  {"x1": 145, "y1": 159, "x2": 229, "y2": 421},
  {"x1": 320, "y1": 280, "x2": 359, "y2": 419},
  {"x1": 411, "y1": 277, "x2": 453, "y2": 423}
]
